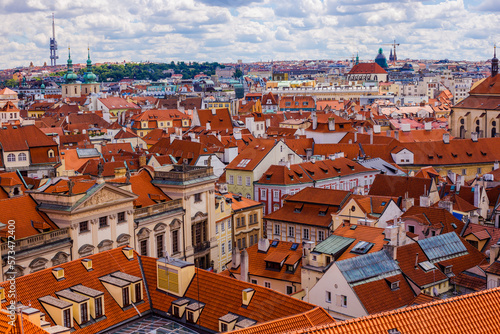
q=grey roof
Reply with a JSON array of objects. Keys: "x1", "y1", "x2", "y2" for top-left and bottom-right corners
[
  {"x1": 186, "y1": 302, "x2": 205, "y2": 311},
  {"x1": 111, "y1": 271, "x2": 142, "y2": 283},
  {"x1": 236, "y1": 318, "x2": 257, "y2": 328},
  {"x1": 358, "y1": 158, "x2": 406, "y2": 176},
  {"x1": 39, "y1": 295, "x2": 72, "y2": 309},
  {"x1": 158, "y1": 257, "x2": 194, "y2": 268},
  {"x1": 76, "y1": 148, "x2": 101, "y2": 158},
  {"x1": 45, "y1": 325, "x2": 71, "y2": 334},
  {"x1": 172, "y1": 298, "x2": 190, "y2": 306},
  {"x1": 219, "y1": 313, "x2": 239, "y2": 322},
  {"x1": 418, "y1": 232, "x2": 467, "y2": 262},
  {"x1": 99, "y1": 274, "x2": 129, "y2": 287},
  {"x1": 336, "y1": 250, "x2": 400, "y2": 284},
  {"x1": 313, "y1": 235, "x2": 356, "y2": 257},
  {"x1": 56, "y1": 289, "x2": 89, "y2": 303},
  {"x1": 71, "y1": 284, "x2": 104, "y2": 298}
]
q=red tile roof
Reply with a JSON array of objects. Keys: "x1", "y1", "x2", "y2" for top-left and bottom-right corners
[
  {"x1": 348, "y1": 63, "x2": 387, "y2": 75},
  {"x1": 333, "y1": 224, "x2": 388, "y2": 261},
  {"x1": 111, "y1": 169, "x2": 170, "y2": 207},
  {"x1": 401, "y1": 206, "x2": 465, "y2": 236},
  {"x1": 290, "y1": 286, "x2": 500, "y2": 334},
  {"x1": 225, "y1": 241, "x2": 303, "y2": 284}
]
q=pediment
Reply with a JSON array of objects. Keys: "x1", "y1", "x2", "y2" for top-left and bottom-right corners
[{"x1": 74, "y1": 184, "x2": 137, "y2": 212}]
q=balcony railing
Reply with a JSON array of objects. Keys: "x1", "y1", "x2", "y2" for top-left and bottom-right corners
[
  {"x1": 134, "y1": 199, "x2": 183, "y2": 219},
  {"x1": 0, "y1": 227, "x2": 71, "y2": 254},
  {"x1": 193, "y1": 241, "x2": 210, "y2": 253},
  {"x1": 155, "y1": 165, "x2": 214, "y2": 183}
]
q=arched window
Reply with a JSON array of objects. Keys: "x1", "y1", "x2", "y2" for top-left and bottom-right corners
[
  {"x1": 48, "y1": 149, "x2": 55, "y2": 158},
  {"x1": 18, "y1": 153, "x2": 26, "y2": 161},
  {"x1": 460, "y1": 118, "x2": 465, "y2": 125},
  {"x1": 7, "y1": 153, "x2": 15, "y2": 162}
]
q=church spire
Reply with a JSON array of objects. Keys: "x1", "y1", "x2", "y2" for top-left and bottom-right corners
[{"x1": 492, "y1": 45, "x2": 498, "y2": 77}]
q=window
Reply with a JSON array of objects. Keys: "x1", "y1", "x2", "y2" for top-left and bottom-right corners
[
  {"x1": 229, "y1": 175, "x2": 234, "y2": 184},
  {"x1": 221, "y1": 221, "x2": 225, "y2": 231},
  {"x1": 337, "y1": 294, "x2": 347, "y2": 308},
  {"x1": 80, "y1": 303, "x2": 88, "y2": 323},
  {"x1": 251, "y1": 279, "x2": 257, "y2": 284},
  {"x1": 288, "y1": 226, "x2": 294, "y2": 237},
  {"x1": 95, "y1": 297, "x2": 103, "y2": 318},
  {"x1": 140, "y1": 240, "x2": 148, "y2": 256},
  {"x1": 253, "y1": 213, "x2": 257, "y2": 224},
  {"x1": 391, "y1": 281, "x2": 399, "y2": 290},
  {"x1": 303, "y1": 228, "x2": 309, "y2": 240},
  {"x1": 123, "y1": 287, "x2": 130, "y2": 307},
  {"x1": 216, "y1": 223, "x2": 219, "y2": 234},
  {"x1": 63, "y1": 309, "x2": 71, "y2": 328},
  {"x1": 18, "y1": 153, "x2": 26, "y2": 161},
  {"x1": 79, "y1": 221, "x2": 89, "y2": 233},
  {"x1": 261, "y1": 189, "x2": 266, "y2": 199},
  {"x1": 7, "y1": 153, "x2": 15, "y2": 162},
  {"x1": 264, "y1": 281, "x2": 271, "y2": 288},
  {"x1": 99, "y1": 216, "x2": 108, "y2": 228},
  {"x1": 228, "y1": 220, "x2": 231, "y2": 229},
  {"x1": 172, "y1": 305, "x2": 180, "y2": 317},
  {"x1": 221, "y1": 201, "x2": 224, "y2": 212},
  {"x1": 237, "y1": 217, "x2": 241, "y2": 227},
  {"x1": 242, "y1": 237, "x2": 247, "y2": 248},
  {"x1": 172, "y1": 230, "x2": 179, "y2": 254},
  {"x1": 156, "y1": 234, "x2": 164, "y2": 258},
  {"x1": 318, "y1": 230, "x2": 325, "y2": 241},
  {"x1": 118, "y1": 211, "x2": 126, "y2": 223},
  {"x1": 135, "y1": 283, "x2": 142, "y2": 302},
  {"x1": 467, "y1": 239, "x2": 479, "y2": 249},
  {"x1": 273, "y1": 203, "x2": 279, "y2": 212},
  {"x1": 273, "y1": 190, "x2": 280, "y2": 201},
  {"x1": 246, "y1": 193, "x2": 251, "y2": 199},
  {"x1": 246, "y1": 176, "x2": 251, "y2": 186},
  {"x1": 194, "y1": 193, "x2": 202, "y2": 202},
  {"x1": 237, "y1": 176, "x2": 242, "y2": 185},
  {"x1": 326, "y1": 291, "x2": 332, "y2": 303},
  {"x1": 238, "y1": 238, "x2": 242, "y2": 249},
  {"x1": 222, "y1": 243, "x2": 225, "y2": 255},
  {"x1": 221, "y1": 323, "x2": 228, "y2": 332},
  {"x1": 478, "y1": 167, "x2": 482, "y2": 174},
  {"x1": 249, "y1": 214, "x2": 253, "y2": 225},
  {"x1": 462, "y1": 169, "x2": 466, "y2": 175},
  {"x1": 228, "y1": 240, "x2": 232, "y2": 251},
  {"x1": 250, "y1": 235, "x2": 254, "y2": 246},
  {"x1": 408, "y1": 225, "x2": 415, "y2": 234},
  {"x1": 274, "y1": 224, "x2": 280, "y2": 235},
  {"x1": 431, "y1": 231, "x2": 436, "y2": 236},
  {"x1": 242, "y1": 216, "x2": 245, "y2": 225},
  {"x1": 48, "y1": 149, "x2": 55, "y2": 158},
  {"x1": 286, "y1": 286, "x2": 294, "y2": 295},
  {"x1": 187, "y1": 310, "x2": 194, "y2": 322}
]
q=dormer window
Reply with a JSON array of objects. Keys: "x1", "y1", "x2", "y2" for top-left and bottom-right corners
[
  {"x1": 48, "y1": 149, "x2": 55, "y2": 158},
  {"x1": 445, "y1": 265, "x2": 453, "y2": 275},
  {"x1": 122, "y1": 287, "x2": 130, "y2": 307},
  {"x1": 391, "y1": 281, "x2": 400, "y2": 290}
]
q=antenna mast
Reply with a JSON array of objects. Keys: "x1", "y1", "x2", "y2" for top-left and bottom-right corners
[{"x1": 50, "y1": 13, "x2": 59, "y2": 66}]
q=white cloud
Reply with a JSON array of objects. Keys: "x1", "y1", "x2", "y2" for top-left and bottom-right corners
[{"x1": 0, "y1": 0, "x2": 498, "y2": 69}]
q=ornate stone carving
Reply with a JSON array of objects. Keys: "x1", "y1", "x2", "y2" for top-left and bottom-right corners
[
  {"x1": 169, "y1": 219, "x2": 182, "y2": 230},
  {"x1": 51, "y1": 252, "x2": 70, "y2": 267},
  {"x1": 154, "y1": 223, "x2": 167, "y2": 232},
  {"x1": 80, "y1": 188, "x2": 126, "y2": 209},
  {"x1": 78, "y1": 244, "x2": 95, "y2": 256},
  {"x1": 137, "y1": 227, "x2": 151, "y2": 240},
  {"x1": 97, "y1": 239, "x2": 113, "y2": 252}
]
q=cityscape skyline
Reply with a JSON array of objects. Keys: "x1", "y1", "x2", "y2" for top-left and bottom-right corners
[{"x1": 1, "y1": 0, "x2": 499, "y2": 69}]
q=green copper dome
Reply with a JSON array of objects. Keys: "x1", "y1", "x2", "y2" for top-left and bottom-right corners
[
  {"x1": 375, "y1": 48, "x2": 388, "y2": 69},
  {"x1": 64, "y1": 48, "x2": 78, "y2": 83},
  {"x1": 83, "y1": 48, "x2": 97, "y2": 84}
]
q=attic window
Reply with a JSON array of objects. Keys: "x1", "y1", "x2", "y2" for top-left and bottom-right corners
[
  {"x1": 481, "y1": 151, "x2": 487, "y2": 156},
  {"x1": 290, "y1": 243, "x2": 299, "y2": 251},
  {"x1": 271, "y1": 240, "x2": 279, "y2": 247},
  {"x1": 437, "y1": 154, "x2": 443, "y2": 159},
  {"x1": 318, "y1": 206, "x2": 328, "y2": 216},
  {"x1": 391, "y1": 281, "x2": 400, "y2": 290},
  {"x1": 466, "y1": 152, "x2": 472, "y2": 157},
  {"x1": 444, "y1": 265, "x2": 453, "y2": 274},
  {"x1": 428, "y1": 155, "x2": 433, "y2": 159},
  {"x1": 294, "y1": 204, "x2": 304, "y2": 213},
  {"x1": 451, "y1": 153, "x2": 457, "y2": 158}
]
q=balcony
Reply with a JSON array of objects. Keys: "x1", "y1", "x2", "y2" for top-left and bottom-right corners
[
  {"x1": 193, "y1": 241, "x2": 210, "y2": 253},
  {"x1": 134, "y1": 199, "x2": 183, "y2": 219},
  {"x1": 154, "y1": 165, "x2": 215, "y2": 185},
  {"x1": 1, "y1": 227, "x2": 71, "y2": 255}
]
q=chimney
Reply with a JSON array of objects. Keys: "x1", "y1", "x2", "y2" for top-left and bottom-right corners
[
  {"x1": 495, "y1": 161, "x2": 499, "y2": 170},
  {"x1": 170, "y1": 133, "x2": 176, "y2": 144},
  {"x1": 257, "y1": 238, "x2": 270, "y2": 253},
  {"x1": 266, "y1": 118, "x2": 271, "y2": 128},
  {"x1": 328, "y1": 117, "x2": 335, "y2": 131},
  {"x1": 234, "y1": 129, "x2": 242, "y2": 140},
  {"x1": 471, "y1": 132, "x2": 478, "y2": 142},
  {"x1": 424, "y1": 122, "x2": 432, "y2": 131},
  {"x1": 420, "y1": 194, "x2": 430, "y2": 207},
  {"x1": 306, "y1": 148, "x2": 313, "y2": 160},
  {"x1": 373, "y1": 124, "x2": 381, "y2": 134},
  {"x1": 312, "y1": 114, "x2": 318, "y2": 130},
  {"x1": 369, "y1": 129, "x2": 373, "y2": 145},
  {"x1": 386, "y1": 129, "x2": 391, "y2": 137},
  {"x1": 231, "y1": 247, "x2": 241, "y2": 269},
  {"x1": 402, "y1": 197, "x2": 414, "y2": 211},
  {"x1": 437, "y1": 200, "x2": 453, "y2": 213},
  {"x1": 114, "y1": 167, "x2": 127, "y2": 178},
  {"x1": 211, "y1": 108, "x2": 217, "y2": 115},
  {"x1": 139, "y1": 155, "x2": 147, "y2": 167},
  {"x1": 354, "y1": 132, "x2": 357, "y2": 143},
  {"x1": 401, "y1": 123, "x2": 411, "y2": 132},
  {"x1": 490, "y1": 243, "x2": 500, "y2": 264},
  {"x1": 206, "y1": 122, "x2": 211, "y2": 131},
  {"x1": 394, "y1": 130, "x2": 399, "y2": 141},
  {"x1": 474, "y1": 184, "x2": 481, "y2": 208},
  {"x1": 240, "y1": 249, "x2": 249, "y2": 282},
  {"x1": 443, "y1": 133, "x2": 450, "y2": 144}
]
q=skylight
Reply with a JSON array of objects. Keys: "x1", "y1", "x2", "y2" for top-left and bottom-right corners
[
  {"x1": 271, "y1": 240, "x2": 279, "y2": 247},
  {"x1": 290, "y1": 243, "x2": 299, "y2": 251},
  {"x1": 236, "y1": 159, "x2": 251, "y2": 167},
  {"x1": 350, "y1": 241, "x2": 374, "y2": 254}
]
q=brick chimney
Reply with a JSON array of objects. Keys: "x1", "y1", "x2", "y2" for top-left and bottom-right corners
[{"x1": 240, "y1": 249, "x2": 249, "y2": 282}]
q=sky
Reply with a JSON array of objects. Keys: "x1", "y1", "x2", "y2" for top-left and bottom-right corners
[{"x1": 0, "y1": 0, "x2": 499, "y2": 69}]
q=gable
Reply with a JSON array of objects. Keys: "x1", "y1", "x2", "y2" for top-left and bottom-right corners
[{"x1": 74, "y1": 184, "x2": 137, "y2": 212}]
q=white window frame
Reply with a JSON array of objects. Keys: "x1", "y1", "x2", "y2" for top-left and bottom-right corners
[
  {"x1": 274, "y1": 224, "x2": 280, "y2": 235},
  {"x1": 288, "y1": 226, "x2": 294, "y2": 237},
  {"x1": 237, "y1": 176, "x2": 242, "y2": 185},
  {"x1": 303, "y1": 228, "x2": 309, "y2": 240},
  {"x1": 264, "y1": 281, "x2": 271, "y2": 289},
  {"x1": 261, "y1": 189, "x2": 266, "y2": 199},
  {"x1": 229, "y1": 175, "x2": 234, "y2": 184},
  {"x1": 273, "y1": 190, "x2": 279, "y2": 201},
  {"x1": 326, "y1": 291, "x2": 331, "y2": 303},
  {"x1": 246, "y1": 176, "x2": 251, "y2": 186}
]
